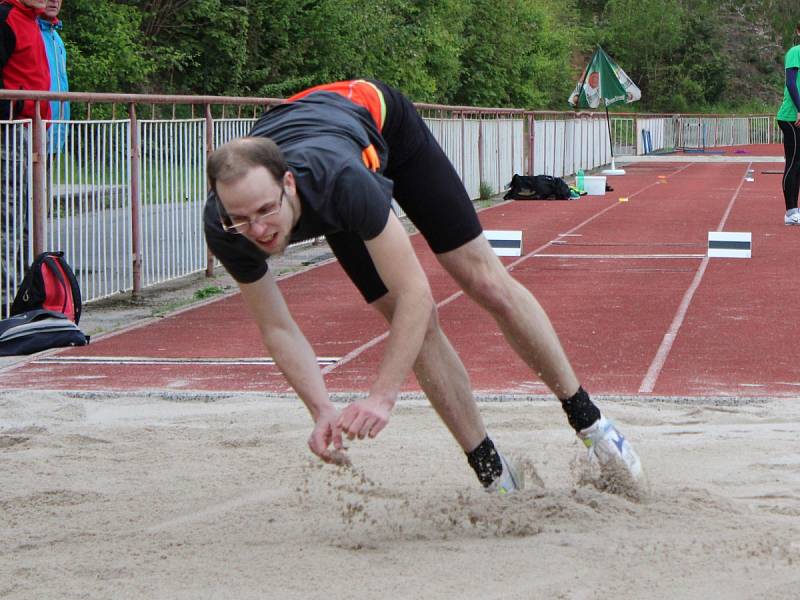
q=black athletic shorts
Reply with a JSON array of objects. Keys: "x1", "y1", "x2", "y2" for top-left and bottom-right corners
[{"x1": 326, "y1": 81, "x2": 483, "y2": 303}]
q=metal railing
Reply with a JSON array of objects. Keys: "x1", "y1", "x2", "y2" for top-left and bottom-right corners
[
  {"x1": 1, "y1": 120, "x2": 33, "y2": 313},
  {"x1": 0, "y1": 89, "x2": 777, "y2": 313}
]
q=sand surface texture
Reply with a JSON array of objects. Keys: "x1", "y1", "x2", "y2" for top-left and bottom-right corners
[{"x1": 1, "y1": 392, "x2": 799, "y2": 599}]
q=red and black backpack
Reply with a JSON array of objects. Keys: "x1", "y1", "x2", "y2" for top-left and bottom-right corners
[{"x1": 10, "y1": 251, "x2": 82, "y2": 324}]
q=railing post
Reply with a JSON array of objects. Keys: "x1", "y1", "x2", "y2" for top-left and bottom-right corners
[
  {"x1": 495, "y1": 115, "x2": 501, "y2": 192},
  {"x1": 205, "y1": 103, "x2": 214, "y2": 277},
  {"x1": 459, "y1": 111, "x2": 465, "y2": 182},
  {"x1": 31, "y1": 101, "x2": 46, "y2": 256},
  {"x1": 564, "y1": 118, "x2": 575, "y2": 177},
  {"x1": 129, "y1": 102, "x2": 142, "y2": 297},
  {"x1": 477, "y1": 116, "x2": 484, "y2": 191},
  {"x1": 527, "y1": 113, "x2": 534, "y2": 175}
]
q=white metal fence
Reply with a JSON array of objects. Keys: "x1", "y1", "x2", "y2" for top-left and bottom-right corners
[
  {"x1": 418, "y1": 109, "x2": 526, "y2": 200},
  {"x1": 1, "y1": 120, "x2": 32, "y2": 317},
  {"x1": 140, "y1": 119, "x2": 207, "y2": 287},
  {"x1": 0, "y1": 89, "x2": 779, "y2": 313},
  {"x1": 531, "y1": 115, "x2": 613, "y2": 178},
  {"x1": 45, "y1": 120, "x2": 131, "y2": 302}
]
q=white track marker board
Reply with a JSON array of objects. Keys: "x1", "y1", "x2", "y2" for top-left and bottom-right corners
[
  {"x1": 707, "y1": 231, "x2": 751, "y2": 258},
  {"x1": 484, "y1": 230, "x2": 523, "y2": 257}
]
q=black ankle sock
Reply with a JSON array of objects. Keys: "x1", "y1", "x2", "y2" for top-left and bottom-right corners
[
  {"x1": 466, "y1": 436, "x2": 503, "y2": 488},
  {"x1": 560, "y1": 386, "x2": 601, "y2": 432}
]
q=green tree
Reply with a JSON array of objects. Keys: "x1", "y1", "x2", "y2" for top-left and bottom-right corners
[
  {"x1": 138, "y1": 0, "x2": 250, "y2": 95},
  {"x1": 675, "y1": 7, "x2": 726, "y2": 108},
  {"x1": 59, "y1": 0, "x2": 155, "y2": 93},
  {"x1": 240, "y1": 0, "x2": 382, "y2": 98},
  {"x1": 363, "y1": 0, "x2": 468, "y2": 103},
  {"x1": 455, "y1": 0, "x2": 575, "y2": 108},
  {"x1": 239, "y1": 0, "x2": 468, "y2": 103},
  {"x1": 600, "y1": 0, "x2": 684, "y2": 109},
  {"x1": 56, "y1": 0, "x2": 784, "y2": 113}
]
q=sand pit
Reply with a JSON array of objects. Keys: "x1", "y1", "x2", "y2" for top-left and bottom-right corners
[{"x1": 1, "y1": 391, "x2": 799, "y2": 599}]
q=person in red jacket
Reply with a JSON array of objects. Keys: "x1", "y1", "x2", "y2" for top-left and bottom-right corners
[
  {"x1": 0, "y1": 0, "x2": 50, "y2": 120},
  {"x1": 1, "y1": 0, "x2": 50, "y2": 317}
]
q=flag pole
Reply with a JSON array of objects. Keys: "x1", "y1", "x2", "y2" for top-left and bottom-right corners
[
  {"x1": 603, "y1": 101, "x2": 626, "y2": 175},
  {"x1": 575, "y1": 54, "x2": 593, "y2": 107}
]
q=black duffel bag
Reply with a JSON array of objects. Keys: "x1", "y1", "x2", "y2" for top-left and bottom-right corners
[{"x1": 504, "y1": 174, "x2": 571, "y2": 200}]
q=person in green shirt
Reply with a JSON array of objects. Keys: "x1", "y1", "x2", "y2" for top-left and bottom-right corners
[{"x1": 777, "y1": 23, "x2": 800, "y2": 226}]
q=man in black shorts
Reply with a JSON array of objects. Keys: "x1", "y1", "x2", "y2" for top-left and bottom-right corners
[{"x1": 204, "y1": 79, "x2": 643, "y2": 493}]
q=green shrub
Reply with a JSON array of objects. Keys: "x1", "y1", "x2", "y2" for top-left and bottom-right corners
[{"x1": 479, "y1": 181, "x2": 494, "y2": 200}]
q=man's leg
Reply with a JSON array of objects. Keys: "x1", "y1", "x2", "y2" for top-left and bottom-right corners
[
  {"x1": 327, "y1": 230, "x2": 519, "y2": 491},
  {"x1": 380, "y1": 92, "x2": 593, "y2": 411},
  {"x1": 436, "y1": 235, "x2": 642, "y2": 480},
  {"x1": 372, "y1": 290, "x2": 519, "y2": 491},
  {"x1": 371, "y1": 290, "x2": 485, "y2": 452},
  {"x1": 436, "y1": 234, "x2": 580, "y2": 400},
  {"x1": 378, "y1": 96, "x2": 641, "y2": 480}
]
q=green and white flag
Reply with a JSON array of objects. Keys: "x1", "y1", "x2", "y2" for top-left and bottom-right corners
[{"x1": 568, "y1": 47, "x2": 641, "y2": 109}]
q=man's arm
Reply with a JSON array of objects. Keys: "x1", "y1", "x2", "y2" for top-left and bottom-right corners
[
  {"x1": 337, "y1": 211, "x2": 435, "y2": 440},
  {"x1": 787, "y1": 68, "x2": 800, "y2": 126},
  {"x1": 238, "y1": 271, "x2": 346, "y2": 464}
]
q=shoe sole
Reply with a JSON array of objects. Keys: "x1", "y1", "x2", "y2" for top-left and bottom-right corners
[
  {"x1": 583, "y1": 421, "x2": 643, "y2": 481},
  {"x1": 506, "y1": 458, "x2": 524, "y2": 491}
]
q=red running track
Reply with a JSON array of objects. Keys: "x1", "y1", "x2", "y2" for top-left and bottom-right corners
[{"x1": 2, "y1": 157, "x2": 798, "y2": 399}]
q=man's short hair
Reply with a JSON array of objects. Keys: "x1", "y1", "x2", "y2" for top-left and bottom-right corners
[{"x1": 207, "y1": 137, "x2": 288, "y2": 193}]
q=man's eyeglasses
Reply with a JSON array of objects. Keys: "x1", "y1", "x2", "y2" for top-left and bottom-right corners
[{"x1": 218, "y1": 187, "x2": 285, "y2": 235}]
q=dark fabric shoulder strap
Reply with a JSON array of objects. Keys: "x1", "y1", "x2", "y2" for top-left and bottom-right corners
[{"x1": 0, "y1": 4, "x2": 16, "y2": 67}]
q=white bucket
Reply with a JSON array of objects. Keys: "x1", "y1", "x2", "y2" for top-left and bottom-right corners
[{"x1": 583, "y1": 175, "x2": 606, "y2": 196}]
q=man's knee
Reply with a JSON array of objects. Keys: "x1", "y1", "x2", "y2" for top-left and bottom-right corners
[
  {"x1": 374, "y1": 292, "x2": 440, "y2": 331},
  {"x1": 462, "y1": 271, "x2": 516, "y2": 317},
  {"x1": 423, "y1": 302, "x2": 442, "y2": 337}
]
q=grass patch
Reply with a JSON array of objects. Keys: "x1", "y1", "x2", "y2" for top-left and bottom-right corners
[
  {"x1": 151, "y1": 299, "x2": 192, "y2": 318},
  {"x1": 479, "y1": 180, "x2": 494, "y2": 200},
  {"x1": 149, "y1": 285, "x2": 225, "y2": 317},
  {"x1": 193, "y1": 285, "x2": 225, "y2": 300}
]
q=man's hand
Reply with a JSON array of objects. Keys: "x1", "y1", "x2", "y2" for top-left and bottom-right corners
[
  {"x1": 308, "y1": 408, "x2": 349, "y2": 465},
  {"x1": 337, "y1": 394, "x2": 395, "y2": 441}
]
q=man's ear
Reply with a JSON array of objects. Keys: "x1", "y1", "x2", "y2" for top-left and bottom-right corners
[{"x1": 284, "y1": 170, "x2": 296, "y2": 194}]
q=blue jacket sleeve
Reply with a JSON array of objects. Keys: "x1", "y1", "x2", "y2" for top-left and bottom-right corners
[{"x1": 787, "y1": 68, "x2": 800, "y2": 113}]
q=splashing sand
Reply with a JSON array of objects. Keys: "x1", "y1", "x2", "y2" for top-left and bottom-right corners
[{"x1": 1, "y1": 392, "x2": 799, "y2": 599}]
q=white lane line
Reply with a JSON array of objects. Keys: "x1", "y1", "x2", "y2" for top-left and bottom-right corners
[
  {"x1": 322, "y1": 169, "x2": 691, "y2": 376},
  {"x1": 531, "y1": 254, "x2": 705, "y2": 259},
  {"x1": 34, "y1": 356, "x2": 340, "y2": 366},
  {"x1": 638, "y1": 161, "x2": 751, "y2": 393},
  {"x1": 320, "y1": 332, "x2": 389, "y2": 375}
]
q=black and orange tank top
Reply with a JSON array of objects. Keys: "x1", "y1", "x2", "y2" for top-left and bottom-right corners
[
  {"x1": 287, "y1": 80, "x2": 386, "y2": 173},
  {"x1": 287, "y1": 79, "x2": 387, "y2": 132}
]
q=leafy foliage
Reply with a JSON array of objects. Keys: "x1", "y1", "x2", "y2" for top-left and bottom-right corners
[
  {"x1": 59, "y1": 0, "x2": 155, "y2": 93},
  {"x1": 54, "y1": 0, "x2": 790, "y2": 112},
  {"x1": 454, "y1": 0, "x2": 574, "y2": 107}
]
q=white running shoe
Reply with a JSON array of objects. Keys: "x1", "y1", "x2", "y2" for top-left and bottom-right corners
[
  {"x1": 578, "y1": 417, "x2": 642, "y2": 480},
  {"x1": 486, "y1": 453, "x2": 523, "y2": 495},
  {"x1": 785, "y1": 209, "x2": 800, "y2": 226}
]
